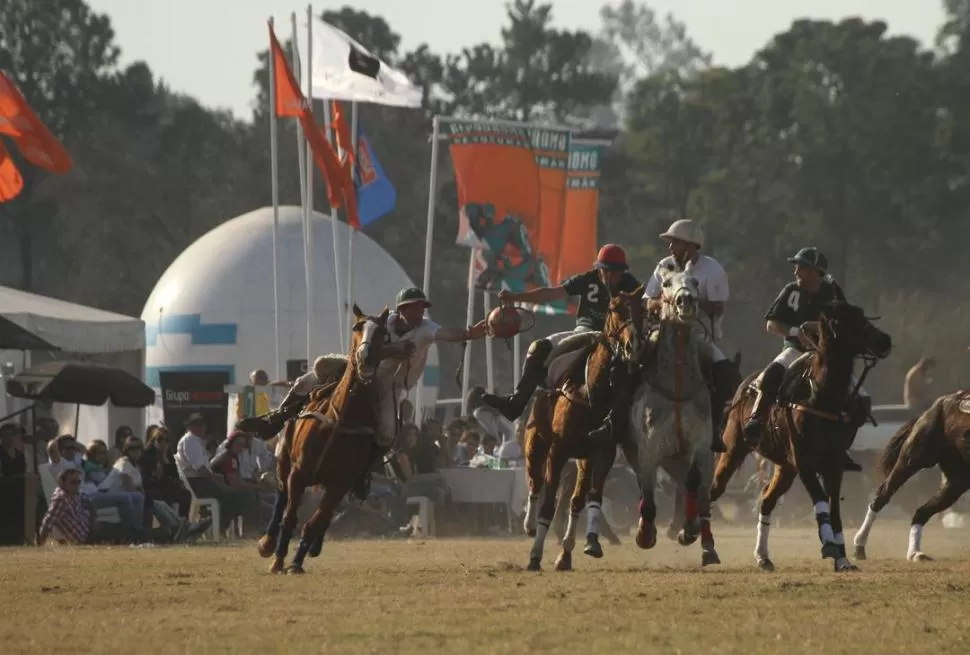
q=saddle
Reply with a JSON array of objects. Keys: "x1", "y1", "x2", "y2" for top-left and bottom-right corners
[{"x1": 745, "y1": 352, "x2": 816, "y2": 404}]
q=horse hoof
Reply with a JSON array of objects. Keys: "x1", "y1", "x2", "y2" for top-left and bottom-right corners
[
  {"x1": 257, "y1": 535, "x2": 277, "y2": 559},
  {"x1": 757, "y1": 557, "x2": 775, "y2": 572},
  {"x1": 554, "y1": 552, "x2": 572, "y2": 571},
  {"x1": 702, "y1": 549, "x2": 721, "y2": 567},
  {"x1": 583, "y1": 535, "x2": 604, "y2": 559},
  {"x1": 308, "y1": 538, "x2": 324, "y2": 558},
  {"x1": 834, "y1": 557, "x2": 859, "y2": 572},
  {"x1": 853, "y1": 545, "x2": 867, "y2": 560},
  {"x1": 269, "y1": 558, "x2": 285, "y2": 574},
  {"x1": 635, "y1": 521, "x2": 657, "y2": 550},
  {"x1": 821, "y1": 542, "x2": 841, "y2": 560},
  {"x1": 677, "y1": 529, "x2": 699, "y2": 547},
  {"x1": 286, "y1": 565, "x2": 305, "y2": 575},
  {"x1": 666, "y1": 525, "x2": 680, "y2": 541},
  {"x1": 908, "y1": 551, "x2": 933, "y2": 562},
  {"x1": 527, "y1": 557, "x2": 542, "y2": 572}
]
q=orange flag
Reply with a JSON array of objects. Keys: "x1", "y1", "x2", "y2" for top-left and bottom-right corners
[
  {"x1": 0, "y1": 139, "x2": 24, "y2": 202},
  {"x1": 331, "y1": 102, "x2": 354, "y2": 166},
  {"x1": 0, "y1": 72, "x2": 72, "y2": 174},
  {"x1": 268, "y1": 23, "x2": 360, "y2": 228}
]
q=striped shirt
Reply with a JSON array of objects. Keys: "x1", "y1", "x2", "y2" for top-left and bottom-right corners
[{"x1": 41, "y1": 487, "x2": 92, "y2": 544}]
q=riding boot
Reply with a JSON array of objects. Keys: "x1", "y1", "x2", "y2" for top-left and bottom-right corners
[
  {"x1": 483, "y1": 338, "x2": 553, "y2": 421},
  {"x1": 589, "y1": 358, "x2": 635, "y2": 443},
  {"x1": 842, "y1": 395, "x2": 871, "y2": 472},
  {"x1": 236, "y1": 388, "x2": 308, "y2": 438},
  {"x1": 709, "y1": 359, "x2": 740, "y2": 453},
  {"x1": 742, "y1": 362, "x2": 785, "y2": 446},
  {"x1": 353, "y1": 442, "x2": 388, "y2": 501}
]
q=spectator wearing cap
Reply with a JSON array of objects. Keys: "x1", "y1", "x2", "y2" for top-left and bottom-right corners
[
  {"x1": 38, "y1": 468, "x2": 97, "y2": 546},
  {"x1": 174, "y1": 413, "x2": 246, "y2": 535}
]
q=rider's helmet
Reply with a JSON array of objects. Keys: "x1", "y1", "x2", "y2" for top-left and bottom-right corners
[
  {"x1": 659, "y1": 219, "x2": 704, "y2": 248},
  {"x1": 594, "y1": 244, "x2": 629, "y2": 271},
  {"x1": 787, "y1": 247, "x2": 828, "y2": 274},
  {"x1": 395, "y1": 287, "x2": 432, "y2": 309}
]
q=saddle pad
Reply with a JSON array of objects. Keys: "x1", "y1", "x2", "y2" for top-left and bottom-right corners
[{"x1": 546, "y1": 349, "x2": 588, "y2": 389}]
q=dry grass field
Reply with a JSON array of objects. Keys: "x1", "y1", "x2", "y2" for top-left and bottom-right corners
[{"x1": 2, "y1": 521, "x2": 969, "y2": 654}]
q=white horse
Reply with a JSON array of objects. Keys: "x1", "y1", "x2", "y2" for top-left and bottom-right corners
[{"x1": 630, "y1": 262, "x2": 720, "y2": 566}]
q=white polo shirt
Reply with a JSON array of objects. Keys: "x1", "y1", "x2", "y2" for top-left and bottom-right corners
[
  {"x1": 378, "y1": 312, "x2": 441, "y2": 392},
  {"x1": 645, "y1": 254, "x2": 729, "y2": 341}
]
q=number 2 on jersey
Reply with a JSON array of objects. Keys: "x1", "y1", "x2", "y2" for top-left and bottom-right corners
[{"x1": 586, "y1": 283, "x2": 599, "y2": 304}]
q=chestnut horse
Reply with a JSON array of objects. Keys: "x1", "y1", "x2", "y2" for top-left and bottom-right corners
[
  {"x1": 523, "y1": 287, "x2": 645, "y2": 571},
  {"x1": 257, "y1": 304, "x2": 390, "y2": 574},
  {"x1": 853, "y1": 390, "x2": 970, "y2": 561},
  {"x1": 711, "y1": 301, "x2": 892, "y2": 572}
]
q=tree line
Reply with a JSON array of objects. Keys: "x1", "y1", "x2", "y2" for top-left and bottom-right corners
[{"x1": 2, "y1": 0, "x2": 968, "y2": 401}]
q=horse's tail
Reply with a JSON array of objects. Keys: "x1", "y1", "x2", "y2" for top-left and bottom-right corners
[{"x1": 877, "y1": 399, "x2": 944, "y2": 479}]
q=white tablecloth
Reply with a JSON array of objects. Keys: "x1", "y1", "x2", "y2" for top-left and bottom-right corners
[{"x1": 440, "y1": 467, "x2": 530, "y2": 515}]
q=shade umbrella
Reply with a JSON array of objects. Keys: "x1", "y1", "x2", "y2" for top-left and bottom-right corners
[{"x1": 5, "y1": 360, "x2": 155, "y2": 408}]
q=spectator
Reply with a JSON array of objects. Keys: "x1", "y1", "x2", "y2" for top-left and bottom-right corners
[
  {"x1": 398, "y1": 423, "x2": 421, "y2": 476},
  {"x1": 496, "y1": 421, "x2": 525, "y2": 466},
  {"x1": 453, "y1": 429, "x2": 481, "y2": 466},
  {"x1": 47, "y1": 434, "x2": 84, "y2": 479},
  {"x1": 235, "y1": 369, "x2": 280, "y2": 423},
  {"x1": 214, "y1": 429, "x2": 275, "y2": 484},
  {"x1": 80, "y1": 438, "x2": 148, "y2": 543},
  {"x1": 107, "y1": 425, "x2": 135, "y2": 464},
  {"x1": 175, "y1": 413, "x2": 247, "y2": 535},
  {"x1": 904, "y1": 356, "x2": 936, "y2": 412},
  {"x1": 481, "y1": 434, "x2": 499, "y2": 457},
  {"x1": 141, "y1": 425, "x2": 193, "y2": 523},
  {"x1": 400, "y1": 424, "x2": 450, "y2": 507},
  {"x1": 0, "y1": 423, "x2": 26, "y2": 477},
  {"x1": 37, "y1": 468, "x2": 97, "y2": 546},
  {"x1": 438, "y1": 419, "x2": 465, "y2": 468},
  {"x1": 467, "y1": 386, "x2": 515, "y2": 444},
  {"x1": 410, "y1": 423, "x2": 442, "y2": 476}
]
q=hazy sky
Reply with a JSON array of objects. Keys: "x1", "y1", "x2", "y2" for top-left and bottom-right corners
[{"x1": 85, "y1": 0, "x2": 946, "y2": 119}]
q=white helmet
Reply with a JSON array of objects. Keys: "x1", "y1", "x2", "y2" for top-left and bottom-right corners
[{"x1": 659, "y1": 219, "x2": 704, "y2": 249}]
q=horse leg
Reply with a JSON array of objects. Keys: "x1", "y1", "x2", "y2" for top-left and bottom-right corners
[
  {"x1": 582, "y1": 444, "x2": 615, "y2": 559},
  {"x1": 853, "y1": 457, "x2": 926, "y2": 561},
  {"x1": 258, "y1": 431, "x2": 292, "y2": 557},
  {"x1": 754, "y1": 464, "x2": 796, "y2": 572},
  {"x1": 523, "y1": 419, "x2": 548, "y2": 537},
  {"x1": 694, "y1": 450, "x2": 720, "y2": 567},
  {"x1": 555, "y1": 461, "x2": 587, "y2": 571},
  {"x1": 596, "y1": 447, "x2": 623, "y2": 546},
  {"x1": 528, "y1": 446, "x2": 568, "y2": 571},
  {"x1": 678, "y1": 458, "x2": 702, "y2": 546},
  {"x1": 819, "y1": 461, "x2": 855, "y2": 572},
  {"x1": 270, "y1": 466, "x2": 306, "y2": 574},
  {"x1": 635, "y1": 455, "x2": 659, "y2": 550},
  {"x1": 795, "y1": 458, "x2": 840, "y2": 564},
  {"x1": 906, "y1": 471, "x2": 968, "y2": 562},
  {"x1": 710, "y1": 414, "x2": 750, "y2": 503},
  {"x1": 287, "y1": 483, "x2": 347, "y2": 574}
]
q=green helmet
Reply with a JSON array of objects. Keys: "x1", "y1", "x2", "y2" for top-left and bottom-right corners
[
  {"x1": 395, "y1": 287, "x2": 432, "y2": 309},
  {"x1": 787, "y1": 247, "x2": 828, "y2": 274}
]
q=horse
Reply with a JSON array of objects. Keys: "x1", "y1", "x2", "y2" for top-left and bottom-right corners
[
  {"x1": 710, "y1": 301, "x2": 892, "y2": 572},
  {"x1": 256, "y1": 304, "x2": 391, "y2": 574},
  {"x1": 853, "y1": 391, "x2": 970, "y2": 561},
  {"x1": 629, "y1": 264, "x2": 720, "y2": 567},
  {"x1": 522, "y1": 286, "x2": 646, "y2": 571}
]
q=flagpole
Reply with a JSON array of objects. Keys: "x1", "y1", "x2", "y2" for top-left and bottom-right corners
[
  {"x1": 347, "y1": 101, "x2": 358, "y2": 347},
  {"x1": 302, "y1": 7, "x2": 314, "y2": 363},
  {"x1": 415, "y1": 115, "x2": 440, "y2": 420},
  {"x1": 267, "y1": 17, "x2": 283, "y2": 381},
  {"x1": 460, "y1": 251, "x2": 475, "y2": 416},
  {"x1": 290, "y1": 18, "x2": 307, "y2": 213},
  {"x1": 483, "y1": 290, "x2": 494, "y2": 393},
  {"x1": 322, "y1": 100, "x2": 346, "y2": 349}
]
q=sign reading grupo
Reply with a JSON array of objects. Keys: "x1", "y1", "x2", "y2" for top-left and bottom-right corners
[{"x1": 158, "y1": 370, "x2": 231, "y2": 442}]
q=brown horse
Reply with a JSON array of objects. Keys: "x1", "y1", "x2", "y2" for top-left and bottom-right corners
[
  {"x1": 853, "y1": 391, "x2": 970, "y2": 561},
  {"x1": 523, "y1": 286, "x2": 645, "y2": 571},
  {"x1": 256, "y1": 304, "x2": 391, "y2": 574},
  {"x1": 710, "y1": 301, "x2": 891, "y2": 572}
]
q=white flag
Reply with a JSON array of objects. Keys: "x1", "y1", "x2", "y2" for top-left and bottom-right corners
[{"x1": 300, "y1": 19, "x2": 421, "y2": 108}]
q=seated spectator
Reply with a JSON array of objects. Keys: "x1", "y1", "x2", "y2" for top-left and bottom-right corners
[
  {"x1": 496, "y1": 422, "x2": 525, "y2": 466},
  {"x1": 452, "y1": 429, "x2": 481, "y2": 466},
  {"x1": 410, "y1": 423, "x2": 442, "y2": 476},
  {"x1": 0, "y1": 423, "x2": 26, "y2": 477},
  {"x1": 175, "y1": 414, "x2": 247, "y2": 535},
  {"x1": 214, "y1": 430, "x2": 275, "y2": 485},
  {"x1": 401, "y1": 424, "x2": 450, "y2": 506},
  {"x1": 38, "y1": 468, "x2": 97, "y2": 546},
  {"x1": 141, "y1": 425, "x2": 193, "y2": 524},
  {"x1": 79, "y1": 438, "x2": 148, "y2": 543},
  {"x1": 47, "y1": 434, "x2": 84, "y2": 479},
  {"x1": 107, "y1": 425, "x2": 135, "y2": 464},
  {"x1": 397, "y1": 423, "x2": 421, "y2": 476},
  {"x1": 481, "y1": 434, "x2": 499, "y2": 457}
]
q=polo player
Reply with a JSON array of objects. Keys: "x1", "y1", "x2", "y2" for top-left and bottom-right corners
[
  {"x1": 640, "y1": 219, "x2": 735, "y2": 452},
  {"x1": 742, "y1": 247, "x2": 868, "y2": 471},
  {"x1": 482, "y1": 244, "x2": 642, "y2": 429}
]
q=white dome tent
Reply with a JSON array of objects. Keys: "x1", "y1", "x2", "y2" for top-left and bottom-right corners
[{"x1": 141, "y1": 206, "x2": 439, "y2": 406}]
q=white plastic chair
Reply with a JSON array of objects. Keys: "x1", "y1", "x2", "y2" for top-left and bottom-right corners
[
  {"x1": 176, "y1": 466, "x2": 242, "y2": 541},
  {"x1": 38, "y1": 463, "x2": 121, "y2": 524},
  {"x1": 406, "y1": 496, "x2": 435, "y2": 537}
]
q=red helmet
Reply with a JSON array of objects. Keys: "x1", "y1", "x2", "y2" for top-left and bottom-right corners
[{"x1": 594, "y1": 244, "x2": 628, "y2": 271}]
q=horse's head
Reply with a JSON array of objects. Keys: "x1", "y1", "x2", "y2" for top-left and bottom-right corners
[
  {"x1": 350, "y1": 304, "x2": 390, "y2": 382},
  {"x1": 658, "y1": 261, "x2": 701, "y2": 322},
  {"x1": 818, "y1": 302, "x2": 892, "y2": 361},
  {"x1": 605, "y1": 284, "x2": 646, "y2": 363}
]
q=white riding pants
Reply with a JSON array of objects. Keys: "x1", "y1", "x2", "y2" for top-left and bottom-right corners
[
  {"x1": 770, "y1": 346, "x2": 868, "y2": 397},
  {"x1": 546, "y1": 324, "x2": 595, "y2": 347}
]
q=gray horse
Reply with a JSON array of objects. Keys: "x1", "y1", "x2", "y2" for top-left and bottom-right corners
[{"x1": 630, "y1": 263, "x2": 720, "y2": 566}]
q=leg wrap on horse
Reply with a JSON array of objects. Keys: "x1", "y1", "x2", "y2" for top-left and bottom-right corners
[
  {"x1": 742, "y1": 362, "x2": 785, "y2": 444},
  {"x1": 483, "y1": 338, "x2": 553, "y2": 421}
]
